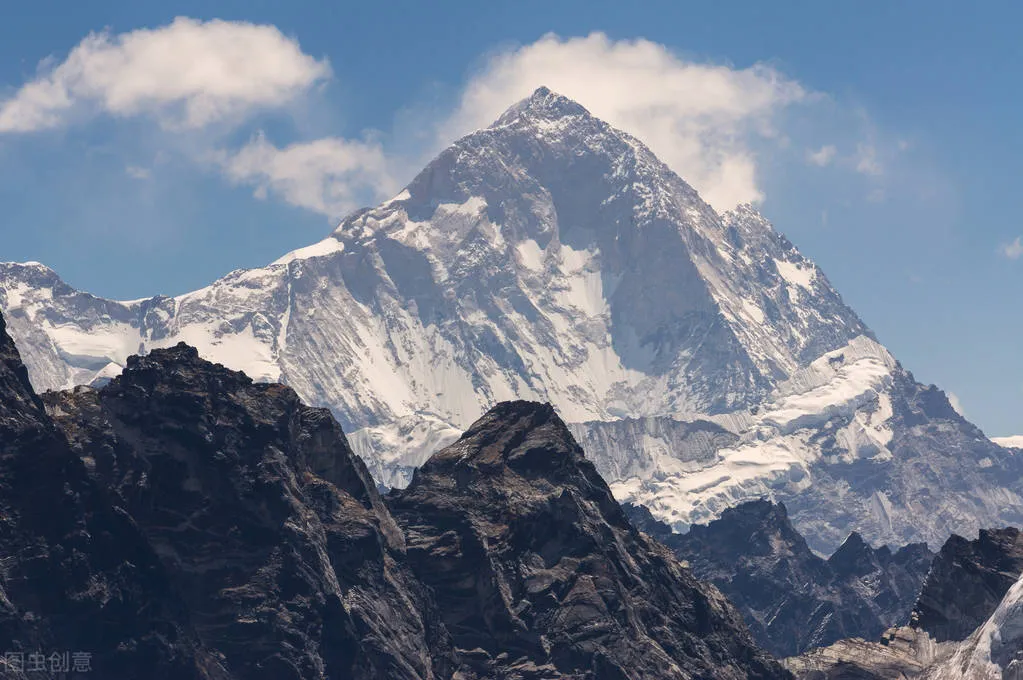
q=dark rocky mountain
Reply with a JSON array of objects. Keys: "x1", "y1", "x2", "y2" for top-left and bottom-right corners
[
  {"x1": 0, "y1": 312, "x2": 226, "y2": 678},
  {"x1": 784, "y1": 527, "x2": 1023, "y2": 679},
  {"x1": 624, "y1": 500, "x2": 933, "y2": 658},
  {"x1": 387, "y1": 401, "x2": 788, "y2": 679},
  {"x1": 0, "y1": 310, "x2": 789, "y2": 679},
  {"x1": 910, "y1": 527, "x2": 1023, "y2": 642},
  {"x1": 42, "y1": 343, "x2": 457, "y2": 680}
]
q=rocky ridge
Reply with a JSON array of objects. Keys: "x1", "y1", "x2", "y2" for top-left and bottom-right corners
[
  {"x1": 1, "y1": 88, "x2": 1019, "y2": 555},
  {"x1": 0, "y1": 310, "x2": 788, "y2": 679},
  {"x1": 387, "y1": 400, "x2": 789, "y2": 679},
  {"x1": 785, "y1": 527, "x2": 1023, "y2": 678},
  {"x1": 624, "y1": 500, "x2": 933, "y2": 657}
]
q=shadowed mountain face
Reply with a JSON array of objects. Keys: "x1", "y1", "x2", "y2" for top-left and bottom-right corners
[
  {"x1": 43, "y1": 342, "x2": 456, "y2": 680},
  {"x1": 388, "y1": 401, "x2": 790, "y2": 679},
  {"x1": 784, "y1": 527, "x2": 1023, "y2": 679},
  {"x1": 0, "y1": 314, "x2": 226, "y2": 678},
  {"x1": 624, "y1": 500, "x2": 933, "y2": 658},
  {"x1": 0, "y1": 311, "x2": 789, "y2": 679},
  {"x1": 910, "y1": 527, "x2": 1023, "y2": 642}
]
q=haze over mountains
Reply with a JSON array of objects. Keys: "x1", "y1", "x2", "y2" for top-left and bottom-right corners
[{"x1": 1, "y1": 88, "x2": 1020, "y2": 554}]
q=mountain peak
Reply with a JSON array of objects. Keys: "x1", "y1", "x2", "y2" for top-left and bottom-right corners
[
  {"x1": 491, "y1": 86, "x2": 591, "y2": 128},
  {"x1": 388, "y1": 399, "x2": 788, "y2": 678},
  {"x1": 421, "y1": 400, "x2": 585, "y2": 475}
]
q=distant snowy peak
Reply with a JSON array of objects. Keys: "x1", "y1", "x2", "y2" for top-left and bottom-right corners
[
  {"x1": 325, "y1": 87, "x2": 867, "y2": 416},
  {"x1": 2, "y1": 88, "x2": 1014, "y2": 554},
  {"x1": 2, "y1": 88, "x2": 868, "y2": 431}
]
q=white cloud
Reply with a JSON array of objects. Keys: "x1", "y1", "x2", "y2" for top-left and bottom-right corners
[
  {"x1": 854, "y1": 143, "x2": 883, "y2": 176},
  {"x1": 437, "y1": 33, "x2": 808, "y2": 211},
  {"x1": 1001, "y1": 236, "x2": 1023, "y2": 260},
  {"x1": 218, "y1": 134, "x2": 395, "y2": 217},
  {"x1": 947, "y1": 391, "x2": 965, "y2": 417},
  {"x1": 0, "y1": 25, "x2": 907, "y2": 224},
  {"x1": 866, "y1": 188, "x2": 886, "y2": 203},
  {"x1": 125, "y1": 165, "x2": 151, "y2": 180},
  {"x1": 806, "y1": 144, "x2": 837, "y2": 167},
  {"x1": 0, "y1": 17, "x2": 330, "y2": 132}
]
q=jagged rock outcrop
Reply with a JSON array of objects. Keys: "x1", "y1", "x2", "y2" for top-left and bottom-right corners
[
  {"x1": 1, "y1": 313, "x2": 792, "y2": 678},
  {"x1": 388, "y1": 401, "x2": 791, "y2": 679},
  {"x1": 0, "y1": 315, "x2": 226, "y2": 679},
  {"x1": 41, "y1": 342, "x2": 456, "y2": 679},
  {"x1": 784, "y1": 528, "x2": 1023, "y2": 678},
  {"x1": 781, "y1": 627, "x2": 949, "y2": 679},
  {"x1": 624, "y1": 500, "x2": 932, "y2": 657},
  {"x1": 910, "y1": 527, "x2": 1023, "y2": 642}
]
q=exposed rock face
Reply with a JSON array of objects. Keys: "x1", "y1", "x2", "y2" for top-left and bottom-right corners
[
  {"x1": 0, "y1": 314, "x2": 226, "y2": 678},
  {"x1": 911, "y1": 528, "x2": 1023, "y2": 642},
  {"x1": 624, "y1": 500, "x2": 933, "y2": 658},
  {"x1": 1, "y1": 313, "x2": 791, "y2": 678},
  {"x1": 388, "y1": 401, "x2": 790, "y2": 679},
  {"x1": 782, "y1": 627, "x2": 950, "y2": 679},
  {"x1": 784, "y1": 528, "x2": 1023, "y2": 679},
  {"x1": 43, "y1": 342, "x2": 457, "y2": 680}
]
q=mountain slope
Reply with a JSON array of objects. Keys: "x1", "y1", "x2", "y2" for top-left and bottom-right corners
[
  {"x1": 0, "y1": 311, "x2": 229, "y2": 678},
  {"x1": 784, "y1": 527, "x2": 1023, "y2": 679},
  {"x1": 43, "y1": 342, "x2": 458, "y2": 679},
  {"x1": 1, "y1": 87, "x2": 1019, "y2": 553},
  {"x1": 625, "y1": 500, "x2": 933, "y2": 657},
  {"x1": 387, "y1": 400, "x2": 790, "y2": 679},
  {"x1": 911, "y1": 528, "x2": 1023, "y2": 643},
  {"x1": 0, "y1": 88, "x2": 867, "y2": 428},
  {"x1": 0, "y1": 308, "x2": 791, "y2": 678}
]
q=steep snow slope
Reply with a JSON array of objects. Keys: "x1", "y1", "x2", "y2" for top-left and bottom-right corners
[
  {"x1": 1, "y1": 87, "x2": 1018, "y2": 552},
  {"x1": 0, "y1": 87, "x2": 867, "y2": 430},
  {"x1": 601, "y1": 342, "x2": 1023, "y2": 551}
]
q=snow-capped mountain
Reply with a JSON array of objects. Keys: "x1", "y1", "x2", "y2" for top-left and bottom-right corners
[{"x1": 1, "y1": 87, "x2": 1019, "y2": 552}]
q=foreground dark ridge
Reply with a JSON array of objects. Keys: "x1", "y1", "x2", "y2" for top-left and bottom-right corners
[
  {"x1": 0, "y1": 316, "x2": 789, "y2": 678},
  {"x1": 388, "y1": 400, "x2": 787, "y2": 678}
]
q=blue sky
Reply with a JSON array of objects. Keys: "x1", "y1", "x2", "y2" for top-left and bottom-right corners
[{"x1": 0, "y1": 1, "x2": 1020, "y2": 435}]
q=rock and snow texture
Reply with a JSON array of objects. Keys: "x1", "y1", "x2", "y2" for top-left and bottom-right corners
[
  {"x1": 927, "y1": 574, "x2": 1023, "y2": 679},
  {"x1": 1, "y1": 87, "x2": 1019, "y2": 552},
  {"x1": 786, "y1": 529, "x2": 1023, "y2": 679},
  {"x1": 0, "y1": 87, "x2": 868, "y2": 426}
]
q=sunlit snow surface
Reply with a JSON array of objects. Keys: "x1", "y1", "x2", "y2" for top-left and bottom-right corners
[
  {"x1": 1, "y1": 88, "x2": 1017, "y2": 553},
  {"x1": 609, "y1": 335, "x2": 897, "y2": 531}
]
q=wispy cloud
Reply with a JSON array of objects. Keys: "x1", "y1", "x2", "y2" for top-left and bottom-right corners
[
  {"x1": 438, "y1": 33, "x2": 810, "y2": 211},
  {"x1": 854, "y1": 143, "x2": 883, "y2": 176},
  {"x1": 947, "y1": 391, "x2": 965, "y2": 416},
  {"x1": 1001, "y1": 236, "x2": 1023, "y2": 260},
  {"x1": 125, "y1": 165, "x2": 151, "y2": 180},
  {"x1": 0, "y1": 24, "x2": 919, "y2": 225},
  {"x1": 806, "y1": 144, "x2": 837, "y2": 167},
  {"x1": 217, "y1": 133, "x2": 395, "y2": 217},
  {"x1": 0, "y1": 17, "x2": 330, "y2": 132}
]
